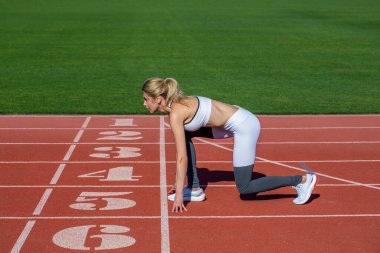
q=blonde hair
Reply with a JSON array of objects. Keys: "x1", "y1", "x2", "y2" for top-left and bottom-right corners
[{"x1": 142, "y1": 77, "x2": 186, "y2": 104}]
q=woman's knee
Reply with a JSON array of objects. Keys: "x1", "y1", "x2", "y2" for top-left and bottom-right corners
[
  {"x1": 235, "y1": 181, "x2": 250, "y2": 194},
  {"x1": 233, "y1": 165, "x2": 253, "y2": 194}
]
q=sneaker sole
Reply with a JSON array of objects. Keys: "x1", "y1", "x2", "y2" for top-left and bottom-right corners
[
  {"x1": 168, "y1": 193, "x2": 206, "y2": 202},
  {"x1": 294, "y1": 174, "x2": 318, "y2": 205}
]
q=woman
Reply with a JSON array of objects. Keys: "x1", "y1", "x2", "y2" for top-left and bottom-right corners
[{"x1": 142, "y1": 77, "x2": 317, "y2": 212}]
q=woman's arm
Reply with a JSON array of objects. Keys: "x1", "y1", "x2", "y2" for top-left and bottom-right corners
[{"x1": 169, "y1": 111, "x2": 188, "y2": 212}]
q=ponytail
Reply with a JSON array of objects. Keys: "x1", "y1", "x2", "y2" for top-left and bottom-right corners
[{"x1": 142, "y1": 77, "x2": 186, "y2": 104}]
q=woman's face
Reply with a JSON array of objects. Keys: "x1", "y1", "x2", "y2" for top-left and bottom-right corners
[{"x1": 143, "y1": 92, "x2": 160, "y2": 113}]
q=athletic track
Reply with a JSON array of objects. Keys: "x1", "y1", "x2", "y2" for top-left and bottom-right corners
[{"x1": 0, "y1": 115, "x2": 379, "y2": 252}]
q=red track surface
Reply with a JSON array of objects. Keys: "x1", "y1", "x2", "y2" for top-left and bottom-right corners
[{"x1": 1, "y1": 115, "x2": 379, "y2": 252}]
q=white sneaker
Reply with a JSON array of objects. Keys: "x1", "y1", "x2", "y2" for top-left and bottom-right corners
[
  {"x1": 293, "y1": 174, "x2": 317, "y2": 205},
  {"x1": 168, "y1": 187, "x2": 206, "y2": 202}
]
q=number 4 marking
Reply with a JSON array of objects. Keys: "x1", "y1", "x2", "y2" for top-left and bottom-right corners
[{"x1": 78, "y1": 167, "x2": 141, "y2": 182}]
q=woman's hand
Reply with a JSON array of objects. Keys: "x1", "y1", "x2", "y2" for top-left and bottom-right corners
[{"x1": 171, "y1": 194, "x2": 187, "y2": 213}]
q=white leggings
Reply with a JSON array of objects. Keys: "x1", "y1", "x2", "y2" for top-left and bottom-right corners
[{"x1": 211, "y1": 107, "x2": 261, "y2": 167}]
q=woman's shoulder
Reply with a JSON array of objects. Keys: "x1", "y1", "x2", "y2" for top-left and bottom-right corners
[{"x1": 170, "y1": 96, "x2": 198, "y2": 120}]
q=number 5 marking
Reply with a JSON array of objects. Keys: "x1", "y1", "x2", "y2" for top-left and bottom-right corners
[{"x1": 69, "y1": 192, "x2": 136, "y2": 211}]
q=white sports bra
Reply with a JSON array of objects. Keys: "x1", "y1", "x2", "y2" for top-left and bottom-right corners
[{"x1": 170, "y1": 96, "x2": 211, "y2": 132}]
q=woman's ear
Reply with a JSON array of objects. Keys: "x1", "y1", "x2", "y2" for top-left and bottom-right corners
[{"x1": 155, "y1": 96, "x2": 162, "y2": 105}]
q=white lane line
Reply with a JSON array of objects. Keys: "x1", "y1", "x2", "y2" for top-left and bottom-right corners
[
  {"x1": 63, "y1": 116, "x2": 90, "y2": 160},
  {"x1": 2, "y1": 214, "x2": 380, "y2": 220},
  {"x1": 63, "y1": 145, "x2": 77, "y2": 161},
  {"x1": 0, "y1": 127, "x2": 163, "y2": 130},
  {"x1": 0, "y1": 114, "x2": 156, "y2": 118},
  {"x1": 257, "y1": 156, "x2": 380, "y2": 190},
  {"x1": 62, "y1": 117, "x2": 90, "y2": 162},
  {"x1": 2, "y1": 141, "x2": 380, "y2": 145},
  {"x1": 263, "y1": 127, "x2": 380, "y2": 130},
  {"x1": 1, "y1": 159, "x2": 380, "y2": 164},
  {"x1": 163, "y1": 121, "x2": 380, "y2": 129},
  {"x1": 2, "y1": 216, "x2": 162, "y2": 220},
  {"x1": 4, "y1": 114, "x2": 380, "y2": 117},
  {"x1": 160, "y1": 116, "x2": 170, "y2": 253},
  {"x1": 10, "y1": 116, "x2": 92, "y2": 252},
  {"x1": 1, "y1": 126, "x2": 380, "y2": 130},
  {"x1": 2, "y1": 126, "x2": 380, "y2": 130},
  {"x1": 258, "y1": 114, "x2": 380, "y2": 117},
  {"x1": 49, "y1": 164, "x2": 66, "y2": 185},
  {"x1": 201, "y1": 183, "x2": 380, "y2": 187},
  {"x1": 32, "y1": 189, "x2": 53, "y2": 215},
  {"x1": 73, "y1": 130, "x2": 85, "y2": 143},
  {"x1": 81, "y1": 117, "x2": 91, "y2": 128},
  {"x1": 1, "y1": 183, "x2": 380, "y2": 188},
  {"x1": 10, "y1": 220, "x2": 36, "y2": 253},
  {"x1": 169, "y1": 214, "x2": 380, "y2": 219},
  {"x1": 195, "y1": 138, "x2": 380, "y2": 190}
]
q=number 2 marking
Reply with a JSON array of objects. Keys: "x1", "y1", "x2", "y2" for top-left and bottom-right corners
[{"x1": 97, "y1": 131, "x2": 142, "y2": 141}]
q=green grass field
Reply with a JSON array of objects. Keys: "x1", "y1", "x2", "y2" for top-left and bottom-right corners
[{"x1": 1, "y1": 0, "x2": 379, "y2": 114}]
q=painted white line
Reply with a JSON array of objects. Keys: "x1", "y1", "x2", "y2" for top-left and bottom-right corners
[
  {"x1": 0, "y1": 114, "x2": 156, "y2": 118},
  {"x1": 0, "y1": 185, "x2": 163, "y2": 188},
  {"x1": 317, "y1": 184, "x2": 380, "y2": 187},
  {"x1": 1, "y1": 214, "x2": 380, "y2": 220},
  {"x1": 169, "y1": 214, "x2": 380, "y2": 219},
  {"x1": 53, "y1": 117, "x2": 91, "y2": 183},
  {"x1": 33, "y1": 188, "x2": 53, "y2": 215},
  {"x1": 2, "y1": 216, "x2": 161, "y2": 220},
  {"x1": 81, "y1": 116, "x2": 91, "y2": 128},
  {"x1": 257, "y1": 156, "x2": 380, "y2": 190},
  {"x1": 49, "y1": 164, "x2": 66, "y2": 185},
  {"x1": 195, "y1": 138, "x2": 380, "y2": 190},
  {"x1": 10, "y1": 117, "x2": 92, "y2": 252},
  {"x1": 263, "y1": 127, "x2": 380, "y2": 130},
  {"x1": 258, "y1": 141, "x2": 380, "y2": 144},
  {"x1": 1, "y1": 183, "x2": 380, "y2": 188},
  {"x1": 200, "y1": 183, "x2": 380, "y2": 187},
  {"x1": 1, "y1": 114, "x2": 377, "y2": 117},
  {"x1": 0, "y1": 161, "x2": 164, "y2": 164},
  {"x1": 63, "y1": 145, "x2": 76, "y2": 161},
  {"x1": 62, "y1": 117, "x2": 90, "y2": 161},
  {"x1": 160, "y1": 116, "x2": 170, "y2": 253},
  {"x1": 163, "y1": 121, "x2": 380, "y2": 130},
  {"x1": 10, "y1": 220, "x2": 36, "y2": 253},
  {"x1": 2, "y1": 141, "x2": 380, "y2": 145},
  {"x1": 2, "y1": 159, "x2": 380, "y2": 164},
  {"x1": 73, "y1": 130, "x2": 85, "y2": 143},
  {"x1": 0, "y1": 127, "x2": 163, "y2": 130},
  {"x1": 258, "y1": 114, "x2": 380, "y2": 117},
  {"x1": 0, "y1": 142, "x2": 166, "y2": 145}
]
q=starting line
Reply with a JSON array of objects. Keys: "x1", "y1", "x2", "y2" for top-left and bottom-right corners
[{"x1": 2, "y1": 213, "x2": 380, "y2": 220}]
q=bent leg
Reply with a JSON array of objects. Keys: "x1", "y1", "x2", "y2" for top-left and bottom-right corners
[{"x1": 234, "y1": 165, "x2": 302, "y2": 194}]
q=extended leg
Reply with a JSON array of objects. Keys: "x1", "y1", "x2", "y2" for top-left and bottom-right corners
[{"x1": 234, "y1": 165, "x2": 302, "y2": 194}]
